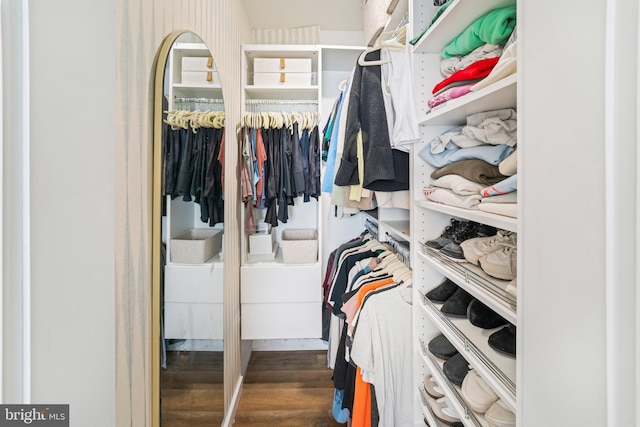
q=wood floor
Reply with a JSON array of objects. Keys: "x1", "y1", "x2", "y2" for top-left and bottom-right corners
[
  {"x1": 161, "y1": 350, "x2": 343, "y2": 427},
  {"x1": 161, "y1": 350, "x2": 225, "y2": 426},
  {"x1": 233, "y1": 350, "x2": 343, "y2": 426}
]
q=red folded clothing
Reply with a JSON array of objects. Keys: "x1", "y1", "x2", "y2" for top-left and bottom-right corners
[{"x1": 432, "y1": 57, "x2": 500, "y2": 94}]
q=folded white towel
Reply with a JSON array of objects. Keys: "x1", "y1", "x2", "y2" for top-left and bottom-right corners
[{"x1": 430, "y1": 174, "x2": 484, "y2": 196}]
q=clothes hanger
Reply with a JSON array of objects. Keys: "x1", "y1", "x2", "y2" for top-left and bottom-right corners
[{"x1": 358, "y1": 24, "x2": 407, "y2": 67}]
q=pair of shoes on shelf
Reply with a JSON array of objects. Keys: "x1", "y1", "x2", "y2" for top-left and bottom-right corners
[
  {"x1": 478, "y1": 243, "x2": 517, "y2": 280},
  {"x1": 460, "y1": 230, "x2": 517, "y2": 265},
  {"x1": 425, "y1": 278, "x2": 475, "y2": 318},
  {"x1": 461, "y1": 369, "x2": 498, "y2": 414},
  {"x1": 428, "y1": 334, "x2": 457, "y2": 359},
  {"x1": 467, "y1": 299, "x2": 508, "y2": 329},
  {"x1": 488, "y1": 323, "x2": 516, "y2": 358},
  {"x1": 424, "y1": 374, "x2": 444, "y2": 399},
  {"x1": 485, "y1": 399, "x2": 516, "y2": 427},
  {"x1": 425, "y1": 219, "x2": 497, "y2": 262},
  {"x1": 431, "y1": 396, "x2": 461, "y2": 425},
  {"x1": 427, "y1": 334, "x2": 470, "y2": 387},
  {"x1": 425, "y1": 278, "x2": 458, "y2": 303}
]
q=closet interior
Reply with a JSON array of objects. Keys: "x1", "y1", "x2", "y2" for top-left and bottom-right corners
[{"x1": 161, "y1": 0, "x2": 521, "y2": 425}]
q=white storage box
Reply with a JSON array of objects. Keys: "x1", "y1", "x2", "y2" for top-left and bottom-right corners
[
  {"x1": 249, "y1": 230, "x2": 275, "y2": 255},
  {"x1": 181, "y1": 70, "x2": 221, "y2": 85},
  {"x1": 253, "y1": 57, "x2": 311, "y2": 73},
  {"x1": 171, "y1": 229, "x2": 223, "y2": 263},
  {"x1": 281, "y1": 229, "x2": 318, "y2": 264},
  {"x1": 253, "y1": 72, "x2": 312, "y2": 86},
  {"x1": 182, "y1": 56, "x2": 216, "y2": 72}
]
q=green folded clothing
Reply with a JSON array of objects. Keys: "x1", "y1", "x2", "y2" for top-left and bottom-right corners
[{"x1": 442, "y1": 5, "x2": 516, "y2": 58}]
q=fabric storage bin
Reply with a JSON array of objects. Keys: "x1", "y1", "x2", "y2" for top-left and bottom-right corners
[
  {"x1": 253, "y1": 57, "x2": 311, "y2": 73},
  {"x1": 181, "y1": 70, "x2": 221, "y2": 85},
  {"x1": 281, "y1": 229, "x2": 318, "y2": 264},
  {"x1": 171, "y1": 229, "x2": 223, "y2": 263},
  {"x1": 249, "y1": 229, "x2": 275, "y2": 255}
]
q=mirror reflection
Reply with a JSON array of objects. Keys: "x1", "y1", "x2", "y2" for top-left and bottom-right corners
[{"x1": 159, "y1": 32, "x2": 225, "y2": 426}]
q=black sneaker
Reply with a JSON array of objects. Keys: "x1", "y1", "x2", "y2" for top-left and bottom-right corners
[
  {"x1": 425, "y1": 219, "x2": 468, "y2": 250},
  {"x1": 425, "y1": 278, "x2": 458, "y2": 303},
  {"x1": 440, "y1": 241, "x2": 466, "y2": 261}
]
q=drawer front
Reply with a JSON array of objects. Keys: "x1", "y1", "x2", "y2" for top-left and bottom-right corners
[
  {"x1": 165, "y1": 264, "x2": 223, "y2": 303},
  {"x1": 241, "y1": 302, "x2": 321, "y2": 340},
  {"x1": 181, "y1": 70, "x2": 221, "y2": 85},
  {"x1": 241, "y1": 264, "x2": 321, "y2": 304},
  {"x1": 253, "y1": 72, "x2": 312, "y2": 86},
  {"x1": 253, "y1": 57, "x2": 311, "y2": 73},
  {"x1": 164, "y1": 302, "x2": 223, "y2": 340},
  {"x1": 182, "y1": 56, "x2": 216, "y2": 72}
]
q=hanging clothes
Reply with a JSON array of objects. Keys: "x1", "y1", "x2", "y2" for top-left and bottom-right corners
[
  {"x1": 240, "y1": 108, "x2": 322, "y2": 231},
  {"x1": 163, "y1": 110, "x2": 225, "y2": 227}
]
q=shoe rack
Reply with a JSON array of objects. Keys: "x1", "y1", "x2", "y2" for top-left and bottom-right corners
[{"x1": 407, "y1": 0, "x2": 518, "y2": 426}]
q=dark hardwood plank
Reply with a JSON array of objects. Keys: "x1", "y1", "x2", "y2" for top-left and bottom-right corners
[{"x1": 161, "y1": 349, "x2": 343, "y2": 427}]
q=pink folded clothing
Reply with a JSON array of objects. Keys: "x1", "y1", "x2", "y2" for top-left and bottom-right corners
[{"x1": 428, "y1": 83, "x2": 475, "y2": 109}]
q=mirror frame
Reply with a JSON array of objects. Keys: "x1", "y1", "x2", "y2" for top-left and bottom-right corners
[{"x1": 151, "y1": 30, "x2": 197, "y2": 427}]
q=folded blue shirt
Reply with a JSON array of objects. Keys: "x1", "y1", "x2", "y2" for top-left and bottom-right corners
[{"x1": 419, "y1": 142, "x2": 514, "y2": 168}]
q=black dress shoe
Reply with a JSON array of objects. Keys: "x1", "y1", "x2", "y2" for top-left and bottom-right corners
[
  {"x1": 488, "y1": 323, "x2": 516, "y2": 357},
  {"x1": 467, "y1": 299, "x2": 508, "y2": 329},
  {"x1": 441, "y1": 288, "x2": 474, "y2": 317},
  {"x1": 428, "y1": 334, "x2": 458, "y2": 360},
  {"x1": 425, "y1": 278, "x2": 458, "y2": 303},
  {"x1": 443, "y1": 352, "x2": 470, "y2": 386}
]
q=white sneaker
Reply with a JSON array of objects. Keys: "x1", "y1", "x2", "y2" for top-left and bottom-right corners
[
  {"x1": 460, "y1": 230, "x2": 516, "y2": 265},
  {"x1": 479, "y1": 243, "x2": 517, "y2": 280}
]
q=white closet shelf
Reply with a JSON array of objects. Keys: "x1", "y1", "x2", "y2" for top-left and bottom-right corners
[
  {"x1": 418, "y1": 387, "x2": 447, "y2": 427},
  {"x1": 172, "y1": 42, "x2": 211, "y2": 53},
  {"x1": 417, "y1": 246, "x2": 516, "y2": 325},
  {"x1": 418, "y1": 338, "x2": 486, "y2": 427},
  {"x1": 418, "y1": 291, "x2": 516, "y2": 412},
  {"x1": 172, "y1": 85, "x2": 224, "y2": 98},
  {"x1": 412, "y1": 0, "x2": 516, "y2": 54},
  {"x1": 383, "y1": 219, "x2": 411, "y2": 241},
  {"x1": 244, "y1": 85, "x2": 319, "y2": 100},
  {"x1": 242, "y1": 250, "x2": 320, "y2": 267},
  {"x1": 418, "y1": 74, "x2": 517, "y2": 126},
  {"x1": 415, "y1": 200, "x2": 517, "y2": 233}
]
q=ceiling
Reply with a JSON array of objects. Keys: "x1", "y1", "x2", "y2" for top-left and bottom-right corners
[{"x1": 242, "y1": 0, "x2": 364, "y2": 32}]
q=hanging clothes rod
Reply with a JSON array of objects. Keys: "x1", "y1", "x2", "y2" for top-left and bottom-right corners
[
  {"x1": 364, "y1": 219, "x2": 379, "y2": 240},
  {"x1": 384, "y1": 232, "x2": 411, "y2": 269},
  {"x1": 174, "y1": 97, "x2": 225, "y2": 104},
  {"x1": 245, "y1": 99, "x2": 318, "y2": 105}
]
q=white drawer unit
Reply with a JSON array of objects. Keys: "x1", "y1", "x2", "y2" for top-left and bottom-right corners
[
  {"x1": 164, "y1": 302, "x2": 223, "y2": 340},
  {"x1": 240, "y1": 263, "x2": 322, "y2": 339},
  {"x1": 164, "y1": 263, "x2": 224, "y2": 339}
]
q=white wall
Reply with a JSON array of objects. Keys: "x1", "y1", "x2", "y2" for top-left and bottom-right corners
[{"x1": 27, "y1": 0, "x2": 116, "y2": 425}]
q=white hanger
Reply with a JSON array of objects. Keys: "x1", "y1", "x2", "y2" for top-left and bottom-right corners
[{"x1": 358, "y1": 25, "x2": 407, "y2": 66}]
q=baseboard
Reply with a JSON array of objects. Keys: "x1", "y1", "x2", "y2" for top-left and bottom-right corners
[
  {"x1": 167, "y1": 339, "x2": 223, "y2": 351},
  {"x1": 250, "y1": 338, "x2": 328, "y2": 351},
  {"x1": 221, "y1": 375, "x2": 244, "y2": 427}
]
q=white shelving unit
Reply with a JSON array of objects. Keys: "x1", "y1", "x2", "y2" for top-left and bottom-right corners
[
  {"x1": 408, "y1": 0, "x2": 519, "y2": 425},
  {"x1": 239, "y1": 44, "x2": 364, "y2": 341},
  {"x1": 163, "y1": 39, "x2": 225, "y2": 341}
]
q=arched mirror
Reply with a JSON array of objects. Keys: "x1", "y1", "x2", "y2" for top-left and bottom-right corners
[{"x1": 152, "y1": 31, "x2": 225, "y2": 427}]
